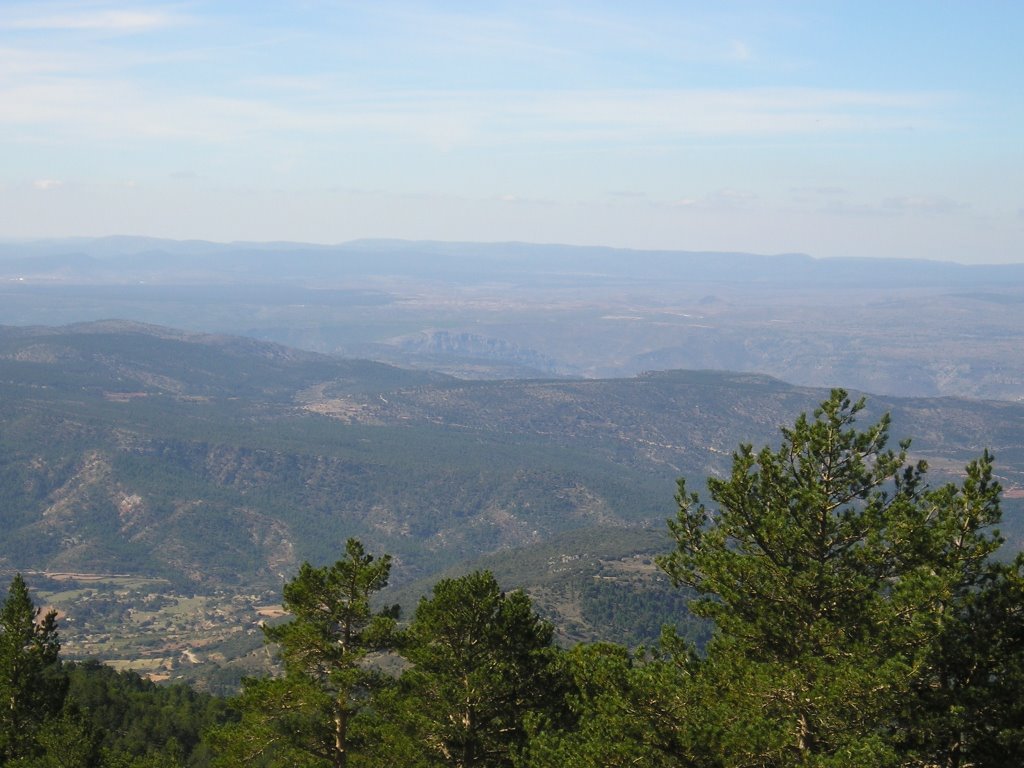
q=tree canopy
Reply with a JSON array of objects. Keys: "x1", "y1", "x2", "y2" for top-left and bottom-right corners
[
  {"x1": 651, "y1": 390, "x2": 1023, "y2": 766},
  {"x1": 208, "y1": 538, "x2": 397, "y2": 768},
  {"x1": 7, "y1": 389, "x2": 1024, "y2": 768},
  {"x1": 0, "y1": 573, "x2": 64, "y2": 762},
  {"x1": 531, "y1": 389, "x2": 1024, "y2": 767},
  {"x1": 398, "y1": 570, "x2": 563, "y2": 767}
]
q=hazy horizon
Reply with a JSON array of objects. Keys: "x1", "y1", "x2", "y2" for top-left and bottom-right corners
[
  {"x1": 1, "y1": 232, "x2": 1020, "y2": 269},
  {"x1": 1, "y1": 2, "x2": 1022, "y2": 264}
]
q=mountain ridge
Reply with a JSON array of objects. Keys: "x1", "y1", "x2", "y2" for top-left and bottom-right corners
[
  {"x1": 3, "y1": 320, "x2": 1022, "y2": 678},
  {"x1": 2, "y1": 319, "x2": 1022, "y2": 591},
  {"x1": 3, "y1": 236, "x2": 1022, "y2": 284}
]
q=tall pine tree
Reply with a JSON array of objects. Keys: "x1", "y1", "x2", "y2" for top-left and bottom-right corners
[
  {"x1": 529, "y1": 391, "x2": 1024, "y2": 767},
  {"x1": 398, "y1": 571, "x2": 563, "y2": 768},
  {"x1": 656, "y1": 389, "x2": 1020, "y2": 766},
  {"x1": 209, "y1": 539, "x2": 397, "y2": 768},
  {"x1": 0, "y1": 574, "x2": 65, "y2": 762}
]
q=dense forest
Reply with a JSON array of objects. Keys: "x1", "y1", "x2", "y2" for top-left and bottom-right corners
[{"x1": 3, "y1": 390, "x2": 1023, "y2": 767}]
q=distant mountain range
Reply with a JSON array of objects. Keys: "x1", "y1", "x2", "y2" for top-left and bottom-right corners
[
  {"x1": 2, "y1": 237, "x2": 1022, "y2": 401},
  {"x1": 3, "y1": 235, "x2": 1024, "y2": 286},
  {"x1": 2, "y1": 320, "x2": 1022, "y2": 593}
]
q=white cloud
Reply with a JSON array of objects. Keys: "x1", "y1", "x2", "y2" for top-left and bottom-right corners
[
  {"x1": 3, "y1": 8, "x2": 184, "y2": 32},
  {"x1": 818, "y1": 200, "x2": 896, "y2": 218},
  {"x1": 0, "y1": 47, "x2": 84, "y2": 77},
  {"x1": 711, "y1": 187, "x2": 758, "y2": 202},
  {"x1": 790, "y1": 186, "x2": 847, "y2": 197},
  {"x1": 3, "y1": 79, "x2": 950, "y2": 147},
  {"x1": 0, "y1": 81, "x2": 957, "y2": 160},
  {"x1": 32, "y1": 179, "x2": 63, "y2": 190},
  {"x1": 667, "y1": 188, "x2": 758, "y2": 211},
  {"x1": 728, "y1": 40, "x2": 753, "y2": 62},
  {"x1": 363, "y1": 5, "x2": 571, "y2": 62},
  {"x1": 820, "y1": 195, "x2": 972, "y2": 219},
  {"x1": 244, "y1": 75, "x2": 333, "y2": 93},
  {"x1": 882, "y1": 196, "x2": 971, "y2": 215}
]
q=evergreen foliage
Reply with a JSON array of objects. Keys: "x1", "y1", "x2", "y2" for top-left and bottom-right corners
[
  {"x1": 649, "y1": 390, "x2": 1024, "y2": 766},
  {"x1": 0, "y1": 574, "x2": 64, "y2": 763},
  {"x1": 208, "y1": 539, "x2": 397, "y2": 768},
  {"x1": 577, "y1": 576, "x2": 707, "y2": 649},
  {"x1": 396, "y1": 571, "x2": 564, "y2": 767},
  {"x1": 0, "y1": 576, "x2": 228, "y2": 767},
  {"x1": 6, "y1": 389, "x2": 1024, "y2": 767},
  {"x1": 521, "y1": 640, "x2": 693, "y2": 768},
  {"x1": 65, "y1": 661, "x2": 230, "y2": 767},
  {"x1": 530, "y1": 390, "x2": 1024, "y2": 766}
]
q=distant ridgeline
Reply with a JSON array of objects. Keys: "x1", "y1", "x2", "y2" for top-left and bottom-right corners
[
  {"x1": 3, "y1": 237, "x2": 1024, "y2": 400},
  {"x1": 1, "y1": 321, "x2": 1022, "y2": 595},
  {"x1": 4, "y1": 235, "x2": 1024, "y2": 285}
]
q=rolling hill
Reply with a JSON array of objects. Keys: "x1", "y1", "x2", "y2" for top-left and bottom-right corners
[
  {"x1": 2, "y1": 320, "x2": 1023, "y2": 681},
  {"x1": 4, "y1": 237, "x2": 1024, "y2": 400}
]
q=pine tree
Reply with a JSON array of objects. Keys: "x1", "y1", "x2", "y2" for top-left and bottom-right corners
[
  {"x1": 208, "y1": 539, "x2": 397, "y2": 768},
  {"x1": 521, "y1": 639, "x2": 698, "y2": 768},
  {"x1": 0, "y1": 574, "x2": 65, "y2": 762},
  {"x1": 398, "y1": 571, "x2": 562, "y2": 768},
  {"x1": 655, "y1": 389, "x2": 1018, "y2": 766}
]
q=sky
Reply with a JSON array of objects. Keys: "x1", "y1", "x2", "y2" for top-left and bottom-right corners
[{"x1": 1, "y1": 1, "x2": 1022, "y2": 263}]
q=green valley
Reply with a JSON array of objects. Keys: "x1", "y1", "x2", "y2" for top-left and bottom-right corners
[{"x1": 1, "y1": 321, "x2": 1023, "y2": 688}]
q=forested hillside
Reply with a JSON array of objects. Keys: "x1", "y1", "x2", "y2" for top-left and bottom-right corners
[
  {"x1": 1, "y1": 321, "x2": 1023, "y2": 685},
  {"x1": 4, "y1": 392, "x2": 1022, "y2": 767}
]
